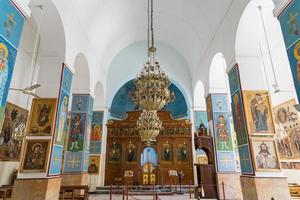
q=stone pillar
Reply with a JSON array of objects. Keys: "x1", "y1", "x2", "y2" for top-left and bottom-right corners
[
  {"x1": 12, "y1": 64, "x2": 73, "y2": 200},
  {"x1": 278, "y1": 0, "x2": 300, "y2": 102},
  {"x1": 62, "y1": 94, "x2": 93, "y2": 186},
  {"x1": 206, "y1": 93, "x2": 243, "y2": 200},
  {"x1": 88, "y1": 110, "x2": 104, "y2": 191},
  {"x1": 0, "y1": 0, "x2": 25, "y2": 130},
  {"x1": 228, "y1": 64, "x2": 290, "y2": 200}
]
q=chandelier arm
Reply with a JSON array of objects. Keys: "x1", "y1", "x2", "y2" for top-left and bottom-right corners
[
  {"x1": 151, "y1": 0, "x2": 154, "y2": 48},
  {"x1": 147, "y1": 0, "x2": 150, "y2": 57}
]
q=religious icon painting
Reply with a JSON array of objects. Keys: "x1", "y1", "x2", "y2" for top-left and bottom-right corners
[
  {"x1": 71, "y1": 94, "x2": 89, "y2": 113},
  {"x1": 0, "y1": 0, "x2": 25, "y2": 48},
  {"x1": 92, "y1": 111, "x2": 103, "y2": 124},
  {"x1": 238, "y1": 144, "x2": 254, "y2": 175},
  {"x1": 278, "y1": 0, "x2": 300, "y2": 49},
  {"x1": 63, "y1": 151, "x2": 83, "y2": 173},
  {"x1": 206, "y1": 95, "x2": 213, "y2": 122},
  {"x1": 216, "y1": 151, "x2": 235, "y2": 172},
  {"x1": 88, "y1": 155, "x2": 100, "y2": 174},
  {"x1": 287, "y1": 40, "x2": 300, "y2": 101},
  {"x1": 27, "y1": 98, "x2": 57, "y2": 136},
  {"x1": 48, "y1": 144, "x2": 63, "y2": 175},
  {"x1": 21, "y1": 139, "x2": 50, "y2": 173},
  {"x1": 211, "y1": 94, "x2": 229, "y2": 113},
  {"x1": 126, "y1": 142, "x2": 137, "y2": 163},
  {"x1": 213, "y1": 112, "x2": 233, "y2": 151},
  {"x1": 67, "y1": 112, "x2": 87, "y2": 152},
  {"x1": 0, "y1": 102, "x2": 28, "y2": 161},
  {"x1": 91, "y1": 123, "x2": 102, "y2": 141},
  {"x1": 108, "y1": 142, "x2": 122, "y2": 164},
  {"x1": 194, "y1": 111, "x2": 208, "y2": 134},
  {"x1": 273, "y1": 99, "x2": 300, "y2": 160},
  {"x1": 281, "y1": 162, "x2": 300, "y2": 169},
  {"x1": 54, "y1": 90, "x2": 69, "y2": 146},
  {"x1": 251, "y1": 139, "x2": 280, "y2": 171},
  {"x1": 61, "y1": 64, "x2": 73, "y2": 94},
  {"x1": 228, "y1": 64, "x2": 241, "y2": 96},
  {"x1": 90, "y1": 141, "x2": 101, "y2": 154},
  {"x1": 177, "y1": 142, "x2": 188, "y2": 162},
  {"x1": 231, "y1": 91, "x2": 248, "y2": 146},
  {"x1": 242, "y1": 91, "x2": 275, "y2": 135},
  {"x1": 0, "y1": 35, "x2": 17, "y2": 131},
  {"x1": 161, "y1": 142, "x2": 172, "y2": 162}
]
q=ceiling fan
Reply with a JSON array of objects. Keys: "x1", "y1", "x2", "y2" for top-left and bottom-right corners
[{"x1": 10, "y1": 83, "x2": 41, "y2": 98}]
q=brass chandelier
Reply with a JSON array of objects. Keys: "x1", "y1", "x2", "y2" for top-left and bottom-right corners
[{"x1": 132, "y1": 0, "x2": 174, "y2": 145}]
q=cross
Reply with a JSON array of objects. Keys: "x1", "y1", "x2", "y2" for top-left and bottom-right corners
[
  {"x1": 220, "y1": 154, "x2": 232, "y2": 169},
  {"x1": 288, "y1": 12, "x2": 298, "y2": 25},
  {"x1": 76, "y1": 97, "x2": 83, "y2": 110},
  {"x1": 53, "y1": 155, "x2": 61, "y2": 167},
  {"x1": 67, "y1": 154, "x2": 81, "y2": 169},
  {"x1": 240, "y1": 152, "x2": 249, "y2": 168},
  {"x1": 90, "y1": 142, "x2": 99, "y2": 153}
]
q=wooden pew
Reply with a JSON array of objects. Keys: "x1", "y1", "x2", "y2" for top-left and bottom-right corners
[
  {"x1": 0, "y1": 185, "x2": 13, "y2": 200},
  {"x1": 289, "y1": 184, "x2": 300, "y2": 198},
  {"x1": 59, "y1": 185, "x2": 89, "y2": 200}
]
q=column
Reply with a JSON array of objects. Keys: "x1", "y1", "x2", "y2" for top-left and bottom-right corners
[
  {"x1": 88, "y1": 110, "x2": 104, "y2": 191},
  {"x1": 13, "y1": 64, "x2": 73, "y2": 200},
  {"x1": 228, "y1": 64, "x2": 290, "y2": 200},
  {"x1": 278, "y1": 0, "x2": 300, "y2": 102},
  {"x1": 62, "y1": 94, "x2": 93, "y2": 186},
  {"x1": 206, "y1": 93, "x2": 243, "y2": 200}
]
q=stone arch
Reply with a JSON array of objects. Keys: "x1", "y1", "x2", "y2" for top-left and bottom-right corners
[
  {"x1": 94, "y1": 81, "x2": 105, "y2": 109},
  {"x1": 194, "y1": 80, "x2": 206, "y2": 110},
  {"x1": 209, "y1": 53, "x2": 229, "y2": 94},
  {"x1": 72, "y1": 53, "x2": 91, "y2": 94},
  {"x1": 235, "y1": 0, "x2": 297, "y2": 105}
]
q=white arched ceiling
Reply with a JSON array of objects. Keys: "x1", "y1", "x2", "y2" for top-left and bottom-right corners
[
  {"x1": 235, "y1": 0, "x2": 297, "y2": 105},
  {"x1": 209, "y1": 53, "x2": 229, "y2": 94},
  {"x1": 193, "y1": 80, "x2": 206, "y2": 110},
  {"x1": 72, "y1": 53, "x2": 91, "y2": 94},
  {"x1": 106, "y1": 41, "x2": 192, "y2": 108},
  {"x1": 30, "y1": 0, "x2": 67, "y2": 98},
  {"x1": 94, "y1": 81, "x2": 105, "y2": 109}
]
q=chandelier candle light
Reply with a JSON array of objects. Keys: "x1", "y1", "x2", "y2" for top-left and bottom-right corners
[{"x1": 132, "y1": 0, "x2": 174, "y2": 146}]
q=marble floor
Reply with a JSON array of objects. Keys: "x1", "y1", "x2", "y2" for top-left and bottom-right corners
[{"x1": 89, "y1": 194, "x2": 210, "y2": 200}]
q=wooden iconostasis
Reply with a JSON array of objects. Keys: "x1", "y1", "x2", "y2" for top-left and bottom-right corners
[{"x1": 105, "y1": 111, "x2": 194, "y2": 186}]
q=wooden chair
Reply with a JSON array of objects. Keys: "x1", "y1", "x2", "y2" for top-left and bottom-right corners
[
  {"x1": 59, "y1": 185, "x2": 89, "y2": 200},
  {"x1": 289, "y1": 184, "x2": 300, "y2": 198},
  {"x1": 0, "y1": 185, "x2": 13, "y2": 200}
]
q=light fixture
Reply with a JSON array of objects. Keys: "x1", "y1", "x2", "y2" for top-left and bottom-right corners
[{"x1": 132, "y1": 0, "x2": 174, "y2": 145}]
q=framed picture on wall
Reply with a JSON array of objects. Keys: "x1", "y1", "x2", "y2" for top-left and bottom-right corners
[
  {"x1": 20, "y1": 139, "x2": 51, "y2": 173},
  {"x1": 242, "y1": 91, "x2": 275, "y2": 135},
  {"x1": 27, "y1": 98, "x2": 57, "y2": 136},
  {"x1": 250, "y1": 138, "x2": 280, "y2": 171}
]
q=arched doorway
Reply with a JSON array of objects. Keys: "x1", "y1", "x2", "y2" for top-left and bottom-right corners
[{"x1": 141, "y1": 147, "x2": 158, "y2": 185}]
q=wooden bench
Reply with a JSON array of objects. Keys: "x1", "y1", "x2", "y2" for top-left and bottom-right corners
[
  {"x1": 289, "y1": 184, "x2": 300, "y2": 198},
  {"x1": 0, "y1": 185, "x2": 13, "y2": 200},
  {"x1": 59, "y1": 185, "x2": 89, "y2": 200}
]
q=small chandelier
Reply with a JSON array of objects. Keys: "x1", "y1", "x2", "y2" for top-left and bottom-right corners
[
  {"x1": 136, "y1": 110, "x2": 162, "y2": 146},
  {"x1": 12, "y1": 121, "x2": 26, "y2": 145},
  {"x1": 132, "y1": 0, "x2": 174, "y2": 145}
]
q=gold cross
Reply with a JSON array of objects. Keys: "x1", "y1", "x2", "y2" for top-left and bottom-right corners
[
  {"x1": 91, "y1": 143, "x2": 98, "y2": 152},
  {"x1": 288, "y1": 12, "x2": 298, "y2": 25},
  {"x1": 53, "y1": 155, "x2": 61, "y2": 166},
  {"x1": 67, "y1": 154, "x2": 81, "y2": 168},
  {"x1": 240, "y1": 152, "x2": 249, "y2": 167},
  {"x1": 220, "y1": 154, "x2": 232, "y2": 168}
]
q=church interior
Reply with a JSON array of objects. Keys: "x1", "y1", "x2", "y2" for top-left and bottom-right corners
[{"x1": 1, "y1": 0, "x2": 300, "y2": 199}]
